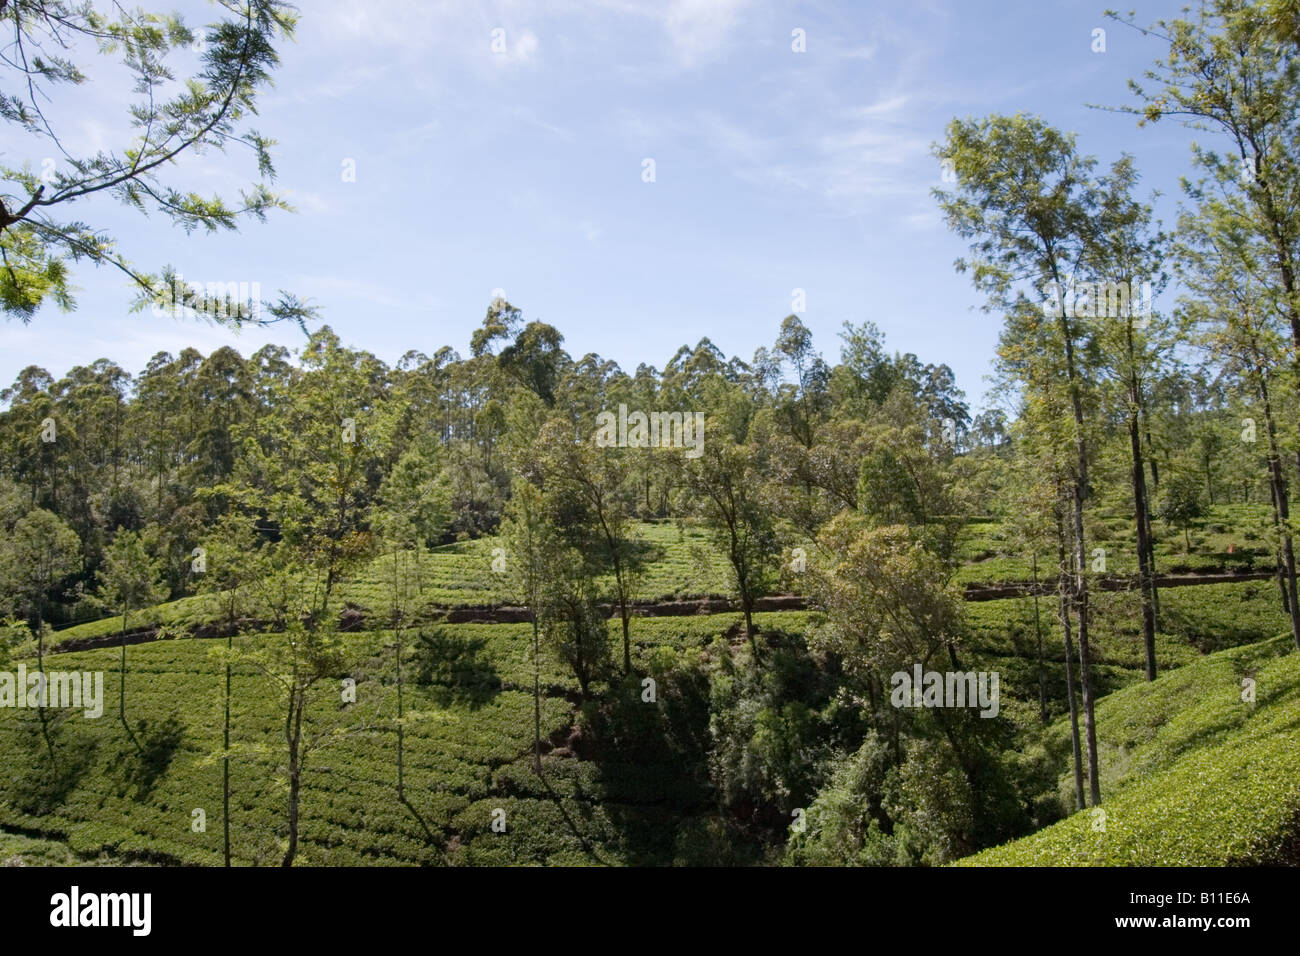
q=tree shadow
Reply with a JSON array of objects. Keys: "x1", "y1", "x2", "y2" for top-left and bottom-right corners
[
  {"x1": 398, "y1": 794, "x2": 452, "y2": 866},
  {"x1": 534, "y1": 769, "x2": 612, "y2": 866},
  {"x1": 574, "y1": 662, "x2": 716, "y2": 865},
  {"x1": 1158, "y1": 589, "x2": 1278, "y2": 653},
  {"x1": 629, "y1": 539, "x2": 663, "y2": 567},
  {"x1": 7, "y1": 711, "x2": 98, "y2": 814},
  {"x1": 412, "y1": 630, "x2": 501, "y2": 709},
  {"x1": 118, "y1": 713, "x2": 185, "y2": 800}
]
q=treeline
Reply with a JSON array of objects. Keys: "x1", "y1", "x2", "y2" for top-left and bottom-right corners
[{"x1": 0, "y1": 312, "x2": 974, "y2": 623}]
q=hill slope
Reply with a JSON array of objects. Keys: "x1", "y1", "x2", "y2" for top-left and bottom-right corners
[{"x1": 961, "y1": 635, "x2": 1300, "y2": 866}]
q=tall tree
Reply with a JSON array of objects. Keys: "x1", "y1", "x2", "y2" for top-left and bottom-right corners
[
  {"x1": 0, "y1": 507, "x2": 79, "y2": 767},
  {"x1": 1178, "y1": 196, "x2": 1300, "y2": 648},
  {"x1": 534, "y1": 416, "x2": 643, "y2": 674},
  {"x1": 681, "y1": 427, "x2": 779, "y2": 657},
  {"x1": 936, "y1": 114, "x2": 1105, "y2": 806},
  {"x1": 196, "y1": 512, "x2": 266, "y2": 867},
  {"x1": 95, "y1": 528, "x2": 167, "y2": 748},
  {"x1": 1114, "y1": 1, "x2": 1300, "y2": 486},
  {"x1": 1087, "y1": 157, "x2": 1172, "y2": 680}
]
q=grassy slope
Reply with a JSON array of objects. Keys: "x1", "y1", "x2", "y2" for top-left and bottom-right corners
[
  {"x1": 7, "y1": 507, "x2": 1296, "y2": 866},
  {"x1": 51, "y1": 505, "x2": 1274, "y2": 646},
  {"x1": 50, "y1": 521, "x2": 734, "y2": 647},
  {"x1": 953, "y1": 504, "x2": 1279, "y2": 585},
  {"x1": 0, "y1": 611, "x2": 810, "y2": 866},
  {"x1": 962, "y1": 634, "x2": 1300, "y2": 865}
]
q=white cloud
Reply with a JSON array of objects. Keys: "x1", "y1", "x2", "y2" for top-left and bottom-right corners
[
  {"x1": 661, "y1": 0, "x2": 750, "y2": 65},
  {"x1": 513, "y1": 29, "x2": 539, "y2": 61}
]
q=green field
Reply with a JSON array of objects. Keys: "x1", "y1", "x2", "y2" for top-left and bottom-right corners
[
  {"x1": 962, "y1": 634, "x2": 1300, "y2": 866},
  {"x1": 2, "y1": 611, "x2": 815, "y2": 866},
  {"x1": 5, "y1": 507, "x2": 1295, "y2": 866}
]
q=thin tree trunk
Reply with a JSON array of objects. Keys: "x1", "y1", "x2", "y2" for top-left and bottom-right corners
[
  {"x1": 1053, "y1": 287, "x2": 1101, "y2": 808},
  {"x1": 223, "y1": 633, "x2": 231, "y2": 867},
  {"x1": 620, "y1": 606, "x2": 631, "y2": 675},
  {"x1": 396, "y1": 628, "x2": 405, "y2": 800},
  {"x1": 118, "y1": 612, "x2": 139, "y2": 750},
  {"x1": 1268, "y1": 479, "x2": 1291, "y2": 613},
  {"x1": 1129, "y1": 409, "x2": 1158, "y2": 681},
  {"x1": 1258, "y1": 376, "x2": 1300, "y2": 650},
  {"x1": 1031, "y1": 552, "x2": 1048, "y2": 724},
  {"x1": 34, "y1": 594, "x2": 57, "y2": 772},
  {"x1": 532, "y1": 613, "x2": 542, "y2": 774},
  {"x1": 1144, "y1": 503, "x2": 1161, "y2": 626},
  {"x1": 1056, "y1": 508, "x2": 1085, "y2": 812},
  {"x1": 281, "y1": 691, "x2": 304, "y2": 868}
]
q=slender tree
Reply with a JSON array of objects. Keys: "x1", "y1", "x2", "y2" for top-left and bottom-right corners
[
  {"x1": 936, "y1": 115, "x2": 1106, "y2": 805},
  {"x1": 196, "y1": 513, "x2": 265, "y2": 867},
  {"x1": 95, "y1": 528, "x2": 167, "y2": 750}
]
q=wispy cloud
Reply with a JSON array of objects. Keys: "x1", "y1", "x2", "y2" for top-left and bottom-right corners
[{"x1": 660, "y1": 0, "x2": 751, "y2": 66}]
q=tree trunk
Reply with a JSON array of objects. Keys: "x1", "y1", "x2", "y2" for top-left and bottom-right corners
[
  {"x1": 281, "y1": 692, "x2": 304, "y2": 867},
  {"x1": 396, "y1": 625, "x2": 405, "y2": 801},
  {"x1": 531, "y1": 613, "x2": 542, "y2": 774},
  {"x1": 1031, "y1": 552, "x2": 1048, "y2": 724},
  {"x1": 118, "y1": 615, "x2": 139, "y2": 750},
  {"x1": 223, "y1": 633, "x2": 232, "y2": 867},
  {"x1": 1268, "y1": 481, "x2": 1291, "y2": 614},
  {"x1": 1259, "y1": 376, "x2": 1300, "y2": 650},
  {"x1": 1129, "y1": 409, "x2": 1158, "y2": 680},
  {"x1": 743, "y1": 595, "x2": 757, "y2": 658},
  {"x1": 1056, "y1": 508, "x2": 1085, "y2": 812},
  {"x1": 1054, "y1": 295, "x2": 1101, "y2": 808},
  {"x1": 34, "y1": 595, "x2": 57, "y2": 772},
  {"x1": 620, "y1": 607, "x2": 631, "y2": 675}
]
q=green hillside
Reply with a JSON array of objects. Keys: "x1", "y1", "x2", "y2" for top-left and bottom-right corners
[
  {"x1": 1, "y1": 610, "x2": 823, "y2": 866},
  {"x1": 5, "y1": 506, "x2": 1296, "y2": 867},
  {"x1": 961, "y1": 634, "x2": 1300, "y2": 866}
]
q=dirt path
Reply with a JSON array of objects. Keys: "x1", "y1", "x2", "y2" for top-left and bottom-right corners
[{"x1": 44, "y1": 569, "x2": 1276, "y2": 655}]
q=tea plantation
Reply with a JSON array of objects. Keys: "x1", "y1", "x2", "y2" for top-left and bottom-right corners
[{"x1": 2, "y1": 510, "x2": 1295, "y2": 866}]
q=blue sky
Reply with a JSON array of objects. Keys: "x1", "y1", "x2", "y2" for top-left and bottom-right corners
[{"x1": 1, "y1": 0, "x2": 1200, "y2": 413}]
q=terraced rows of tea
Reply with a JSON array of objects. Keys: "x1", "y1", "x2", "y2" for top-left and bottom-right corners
[
  {"x1": 2, "y1": 612, "x2": 812, "y2": 865},
  {"x1": 3, "y1": 508, "x2": 1293, "y2": 866}
]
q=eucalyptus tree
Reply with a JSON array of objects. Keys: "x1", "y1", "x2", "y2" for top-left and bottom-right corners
[
  {"x1": 0, "y1": 365, "x2": 58, "y2": 506},
  {"x1": 1113, "y1": 0, "x2": 1300, "y2": 485},
  {"x1": 533, "y1": 416, "x2": 643, "y2": 674},
  {"x1": 0, "y1": 507, "x2": 79, "y2": 768},
  {"x1": 246, "y1": 327, "x2": 387, "y2": 607},
  {"x1": 1086, "y1": 157, "x2": 1173, "y2": 680},
  {"x1": 196, "y1": 512, "x2": 267, "y2": 867},
  {"x1": 501, "y1": 477, "x2": 550, "y2": 771},
  {"x1": 373, "y1": 438, "x2": 451, "y2": 800},
  {"x1": 936, "y1": 115, "x2": 1106, "y2": 805},
  {"x1": 95, "y1": 529, "x2": 167, "y2": 748},
  {"x1": 993, "y1": 307, "x2": 1089, "y2": 808},
  {"x1": 244, "y1": 550, "x2": 350, "y2": 867},
  {"x1": 680, "y1": 424, "x2": 779, "y2": 657},
  {"x1": 773, "y1": 314, "x2": 831, "y2": 450},
  {"x1": 1177, "y1": 194, "x2": 1300, "y2": 649}
]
